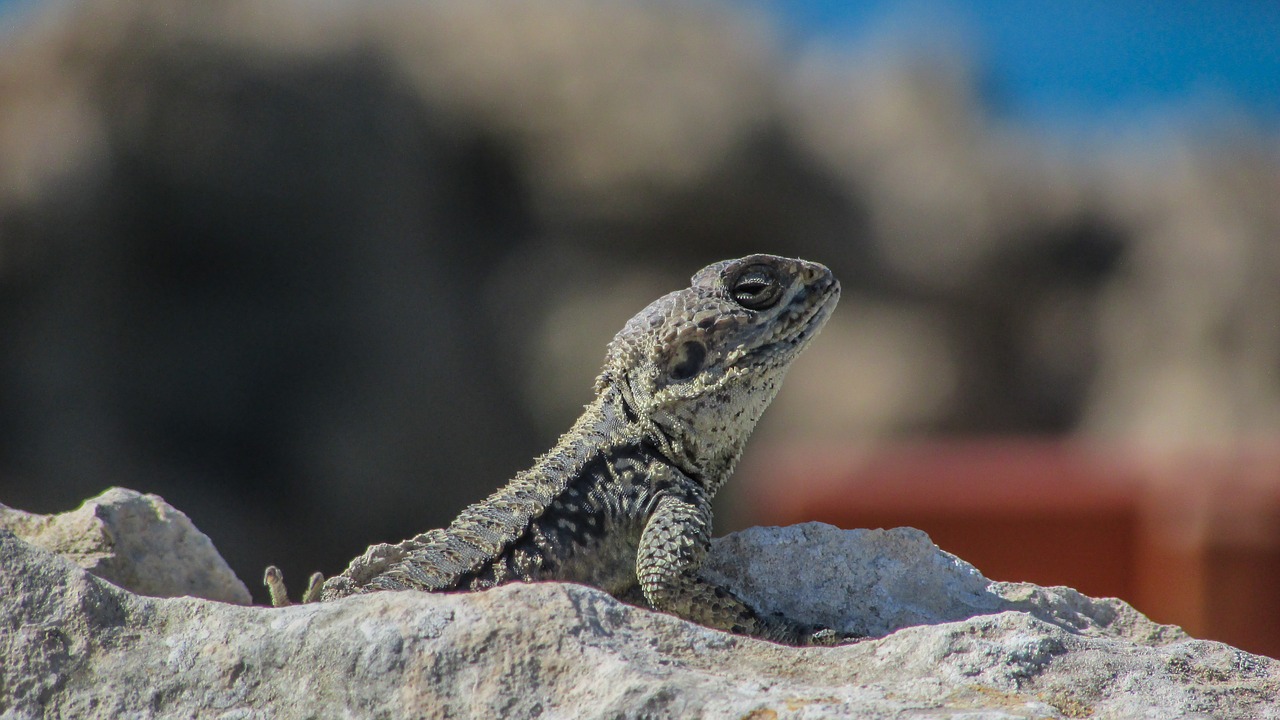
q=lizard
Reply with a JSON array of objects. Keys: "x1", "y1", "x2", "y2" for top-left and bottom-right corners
[{"x1": 265, "y1": 253, "x2": 844, "y2": 645}]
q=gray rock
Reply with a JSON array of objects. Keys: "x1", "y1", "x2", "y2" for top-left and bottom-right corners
[
  {"x1": 0, "y1": 487, "x2": 251, "y2": 605},
  {"x1": 2, "y1": 516, "x2": 1275, "y2": 719},
  {"x1": 704, "y1": 524, "x2": 1185, "y2": 645}
]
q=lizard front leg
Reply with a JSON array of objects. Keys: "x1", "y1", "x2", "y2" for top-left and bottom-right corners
[{"x1": 635, "y1": 482, "x2": 839, "y2": 646}]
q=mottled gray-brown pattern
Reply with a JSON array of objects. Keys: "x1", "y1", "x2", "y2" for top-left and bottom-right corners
[{"x1": 269, "y1": 254, "x2": 841, "y2": 644}]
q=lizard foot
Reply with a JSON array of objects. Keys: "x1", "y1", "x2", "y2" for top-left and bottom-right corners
[
  {"x1": 805, "y1": 627, "x2": 866, "y2": 646},
  {"x1": 264, "y1": 566, "x2": 325, "y2": 607}
]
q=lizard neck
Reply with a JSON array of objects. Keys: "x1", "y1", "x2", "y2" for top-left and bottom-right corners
[
  {"x1": 523, "y1": 385, "x2": 740, "y2": 497},
  {"x1": 607, "y1": 384, "x2": 739, "y2": 493}
]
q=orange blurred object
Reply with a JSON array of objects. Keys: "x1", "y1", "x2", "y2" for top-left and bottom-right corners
[{"x1": 739, "y1": 439, "x2": 1280, "y2": 659}]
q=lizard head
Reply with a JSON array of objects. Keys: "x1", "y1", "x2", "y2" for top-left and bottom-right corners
[{"x1": 595, "y1": 254, "x2": 839, "y2": 485}]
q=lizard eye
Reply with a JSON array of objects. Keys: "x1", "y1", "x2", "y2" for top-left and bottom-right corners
[{"x1": 730, "y1": 264, "x2": 785, "y2": 311}]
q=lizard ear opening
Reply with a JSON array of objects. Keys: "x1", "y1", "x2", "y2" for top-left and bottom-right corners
[{"x1": 669, "y1": 340, "x2": 707, "y2": 381}]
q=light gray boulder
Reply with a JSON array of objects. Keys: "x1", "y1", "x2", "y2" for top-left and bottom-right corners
[
  {"x1": 703, "y1": 523, "x2": 1184, "y2": 644},
  {"x1": 0, "y1": 487, "x2": 250, "y2": 605},
  {"x1": 1, "y1": 508, "x2": 1276, "y2": 719}
]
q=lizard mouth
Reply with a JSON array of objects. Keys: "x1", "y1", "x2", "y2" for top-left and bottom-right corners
[{"x1": 742, "y1": 276, "x2": 840, "y2": 368}]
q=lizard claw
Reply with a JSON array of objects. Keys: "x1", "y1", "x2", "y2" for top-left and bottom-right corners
[
  {"x1": 302, "y1": 571, "x2": 326, "y2": 603},
  {"x1": 264, "y1": 565, "x2": 291, "y2": 607}
]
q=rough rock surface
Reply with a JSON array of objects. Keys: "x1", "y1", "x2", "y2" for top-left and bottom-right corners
[
  {"x1": 2, "y1": 514, "x2": 1275, "y2": 719},
  {"x1": 0, "y1": 487, "x2": 250, "y2": 605}
]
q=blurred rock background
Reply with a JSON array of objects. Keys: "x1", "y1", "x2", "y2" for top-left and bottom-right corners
[{"x1": 0, "y1": 0, "x2": 1277, "y2": 626}]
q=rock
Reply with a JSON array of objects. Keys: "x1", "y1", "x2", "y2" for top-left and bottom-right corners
[
  {"x1": 1, "y1": 514, "x2": 1274, "y2": 719},
  {"x1": 703, "y1": 523, "x2": 1186, "y2": 645},
  {"x1": 0, "y1": 487, "x2": 251, "y2": 605}
]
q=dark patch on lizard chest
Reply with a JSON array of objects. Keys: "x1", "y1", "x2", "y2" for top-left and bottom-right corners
[{"x1": 455, "y1": 441, "x2": 670, "y2": 593}]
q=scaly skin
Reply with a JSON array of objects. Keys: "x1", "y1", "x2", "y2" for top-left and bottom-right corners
[{"x1": 267, "y1": 254, "x2": 843, "y2": 645}]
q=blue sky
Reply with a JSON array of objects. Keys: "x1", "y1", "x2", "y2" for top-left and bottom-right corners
[{"x1": 757, "y1": 0, "x2": 1280, "y2": 133}]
